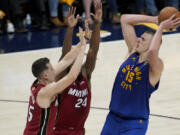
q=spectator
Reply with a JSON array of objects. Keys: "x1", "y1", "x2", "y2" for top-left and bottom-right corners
[
  {"x1": 166, "y1": 0, "x2": 179, "y2": 9},
  {"x1": 48, "y1": 0, "x2": 64, "y2": 26},
  {"x1": 0, "y1": 0, "x2": 26, "y2": 33},
  {"x1": 135, "y1": 0, "x2": 158, "y2": 15},
  {"x1": 0, "y1": 10, "x2": 6, "y2": 34},
  {"x1": 145, "y1": 0, "x2": 158, "y2": 15},
  {"x1": 107, "y1": 0, "x2": 120, "y2": 23},
  {"x1": 82, "y1": 0, "x2": 101, "y2": 24},
  {"x1": 30, "y1": 0, "x2": 49, "y2": 30},
  {"x1": 8, "y1": 0, "x2": 28, "y2": 33}
]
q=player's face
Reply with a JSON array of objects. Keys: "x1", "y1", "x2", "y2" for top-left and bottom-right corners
[
  {"x1": 43, "y1": 63, "x2": 56, "y2": 82},
  {"x1": 136, "y1": 33, "x2": 153, "y2": 53}
]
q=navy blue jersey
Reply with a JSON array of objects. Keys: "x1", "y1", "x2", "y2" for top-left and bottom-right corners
[{"x1": 109, "y1": 52, "x2": 159, "y2": 119}]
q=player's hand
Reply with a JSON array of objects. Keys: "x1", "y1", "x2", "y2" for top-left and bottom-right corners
[
  {"x1": 90, "y1": 1, "x2": 102, "y2": 23},
  {"x1": 84, "y1": 20, "x2": 92, "y2": 41},
  {"x1": 67, "y1": 7, "x2": 79, "y2": 28},
  {"x1": 160, "y1": 15, "x2": 180, "y2": 31},
  {"x1": 79, "y1": 27, "x2": 86, "y2": 48}
]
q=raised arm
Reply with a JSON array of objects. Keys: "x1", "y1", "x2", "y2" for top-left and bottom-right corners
[
  {"x1": 121, "y1": 14, "x2": 158, "y2": 53},
  {"x1": 83, "y1": 1, "x2": 102, "y2": 81},
  {"x1": 54, "y1": 42, "x2": 83, "y2": 76},
  {"x1": 37, "y1": 27, "x2": 86, "y2": 108},
  {"x1": 56, "y1": 7, "x2": 79, "y2": 81},
  {"x1": 60, "y1": 7, "x2": 79, "y2": 59},
  {"x1": 148, "y1": 15, "x2": 180, "y2": 86}
]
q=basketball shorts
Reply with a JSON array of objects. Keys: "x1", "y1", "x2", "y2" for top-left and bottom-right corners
[{"x1": 101, "y1": 111, "x2": 148, "y2": 135}]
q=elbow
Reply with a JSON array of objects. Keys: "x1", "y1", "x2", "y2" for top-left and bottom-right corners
[
  {"x1": 37, "y1": 92, "x2": 50, "y2": 109},
  {"x1": 148, "y1": 49, "x2": 157, "y2": 58},
  {"x1": 120, "y1": 14, "x2": 127, "y2": 23},
  {"x1": 120, "y1": 14, "x2": 131, "y2": 24}
]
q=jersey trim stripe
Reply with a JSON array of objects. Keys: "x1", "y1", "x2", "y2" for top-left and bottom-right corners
[
  {"x1": 37, "y1": 108, "x2": 50, "y2": 135},
  {"x1": 56, "y1": 94, "x2": 61, "y2": 121}
]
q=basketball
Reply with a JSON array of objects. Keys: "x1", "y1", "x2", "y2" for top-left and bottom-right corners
[
  {"x1": 174, "y1": 11, "x2": 180, "y2": 18},
  {"x1": 158, "y1": 7, "x2": 179, "y2": 24}
]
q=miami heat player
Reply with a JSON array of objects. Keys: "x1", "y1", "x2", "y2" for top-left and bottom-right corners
[
  {"x1": 23, "y1": 27, "x2": 86, "y2": 135},
  {"x1": 54, "y1": 2, "x2": 102, "y2": 135}
]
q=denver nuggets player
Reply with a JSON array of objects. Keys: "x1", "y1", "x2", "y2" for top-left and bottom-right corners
[{"x1": 101, "y1": 14, "x2": 180, "y2": 135}]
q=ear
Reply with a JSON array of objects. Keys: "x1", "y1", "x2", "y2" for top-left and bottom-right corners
[{"x1": 41, "y1": 71, "x2": 48, "y2": 80}]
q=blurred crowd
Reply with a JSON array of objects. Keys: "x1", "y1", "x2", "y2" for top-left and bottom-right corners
[{"x1": 0, "y1": 0, "x2": 179, "y2": 34}]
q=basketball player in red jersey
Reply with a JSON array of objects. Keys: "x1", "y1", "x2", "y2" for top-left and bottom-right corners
[
  {"x1": 53, "y1": 2, "x2": 102, "y2": 135},
  {"x1": 23, "y1": 27, "x2": 86, "y2": 135}
]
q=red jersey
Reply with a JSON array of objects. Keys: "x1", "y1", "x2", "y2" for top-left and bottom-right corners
[
  {"x1": 23, "y1": 80, "x2": 58, "y2": 135},
  {"x1": 54, "y1": 75, "x2": 91, "y2": 135}
]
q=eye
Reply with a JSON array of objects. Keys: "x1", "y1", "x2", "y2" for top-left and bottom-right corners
[{"x1": 141, "y1": 37, "x2": 145, "y2": 41}]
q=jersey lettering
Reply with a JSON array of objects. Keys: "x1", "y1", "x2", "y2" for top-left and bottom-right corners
[
  {"x1": 28, "y1": 105, "x2": 34, "y2": 122},
  {"x1": 75, "y1": 97, "x2": 87, "y2": 108}
]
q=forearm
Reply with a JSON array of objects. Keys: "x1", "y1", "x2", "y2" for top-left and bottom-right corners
[
  {"x1": 61, "y1": 27, "x2": 74, "y2": 59},
  {"x1": 148, "y1": 25, "x2": 163, "y2": 57},
  {"x1": 121, "y1": 14, "x2": 158, "y2": 25},
  {"x1": 148, "y1": 25, "x2": 164, "y2": 75},
  {"x1": 69, "y1": 46, "x2": 85, "y2": 78},
  {"x1": 55, "y1": 43, "x2": 82, "y2": 73},
  {"x1": 89, "y1": 22, "x2": 100, "y2": 51}
]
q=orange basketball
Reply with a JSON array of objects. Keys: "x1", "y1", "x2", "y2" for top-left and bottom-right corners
[
  {"x1": 174, "y1": 11, "x2": 180, "y2": 18},
  {"x1": 158, "y1": 7, "x2": 179, "y2": 24}
]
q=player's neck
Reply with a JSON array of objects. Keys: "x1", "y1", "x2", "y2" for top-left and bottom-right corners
[
  {"x1": 139, "y1": 52, "x2": 148, "y2": 63},
  {"x1": 38, "y1": 79, "x2": 50, "y2": 86}
]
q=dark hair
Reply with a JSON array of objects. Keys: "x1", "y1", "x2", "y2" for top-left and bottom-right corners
[
  {"x1": 31, "y1": 57, "x2": 50, "y2": 78},
  {"x1": 144, "y1": 29, "x2": 156, "y2": 36}
]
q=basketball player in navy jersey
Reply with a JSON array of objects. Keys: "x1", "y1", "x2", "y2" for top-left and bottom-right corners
[
  {"x1": 23, "y1": 27, "x2": 86, "y2": 135},
  {"x1": 53, "y1": 2, "x2": 102, "y2": 135},
  {"x1": 101, "y1": 14, "x2": 180, "y2": 135}
]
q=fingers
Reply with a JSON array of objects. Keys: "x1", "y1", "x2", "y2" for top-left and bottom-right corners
[
  {"x1": 79, "y1": 27, "x2": 84, "y2": 41},
  {"x1": 90, "y1": 13, "x2": 95, "y2": 18},
  {"x1": 79, "y1": 27, "x2": 82, "y2": 34},
  {"x1": 79, "y1": 27, "x2": 86, "y2": 45},
  {"x1": 67, "y1": 7, "x2": 71, "y2": 17},
  {"x1": 172, "y1": 17, "x2": 180, "y2": 24},
  {"x1": 75, "y1": 14, "x2": 79, "y2": 21},
  {"x1": 85, "y1": 19, "x2": 89, "y2": 30},
  {"x1": 73, "y1": 7, "x2": 76, "y2": 16},
  {"x1": 93, "y1": 1, "x2": 102, "y2": 10},
  {"x1": 169, "y1": 14, "x2": 176, "y2": 20},
  {"x1": 173, "y1": 18, "x2": 180, "y2": 28},
  {"x1": 93, "y1": 1, "x2": 97, "y2": 9},
  {"x1": 68, "y1": 6, "x2": 76, "y2": 16}
]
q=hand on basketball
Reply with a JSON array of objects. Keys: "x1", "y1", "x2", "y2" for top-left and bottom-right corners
[
  {"x1": 90, "y1": 1, "x2": 102, "y2": 23},
  {"x1": 67, "y1": 7, "x2": 79, "y2": 28},
  {"x1": 84, "y1": 20, "x2": 92, "y2": 41},
  {"x1": 160, "y1": 15, "x2": 180, "y2": 31}
]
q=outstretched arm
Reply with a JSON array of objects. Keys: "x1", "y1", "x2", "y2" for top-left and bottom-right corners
[
  {"x1": 56, "y1": 7, "x2": 79, "y2": 81},
  {"x1": 54, "y1": 42, "x2": 83, "y2": 76},
  {"x1": 148, "y1": 15, "x2": 180, "y2": 86},
  {"x1": 121, "y1": 14, "x2": 158, "y2": 53},
  {"x1": 83, "y1": 1, "x2": 102, "y2": 81},
  {"x1": 37, "y1": 27, "x2": 86, "y2": 108}
]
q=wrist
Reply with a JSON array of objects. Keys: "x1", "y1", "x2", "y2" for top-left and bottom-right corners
[
  {"x1": 158, "y1": 23, "x2": 164, "y2": 31},
  {"x1": 68, "y1": 26, "x2": 74, "y2": 29},
  {"x1": 153, "y1": 16, "x2": 159, "y2": 24},
  {"x1": 94, "y1": 20, "x2": 101, "y2": 24}
]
